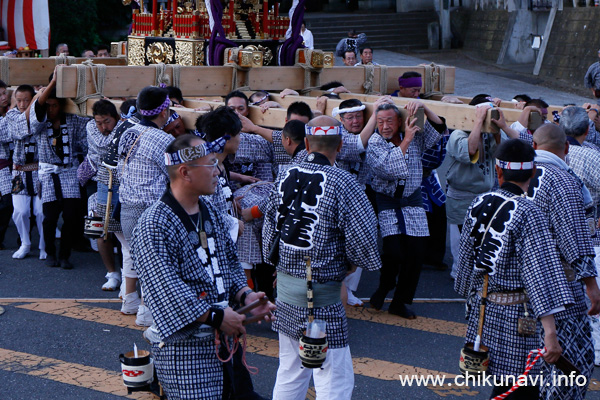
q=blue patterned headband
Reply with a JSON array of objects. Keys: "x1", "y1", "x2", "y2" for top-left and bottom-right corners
[
  {"x1": 164, "y1": 135, "x2": 230, "y2": 166},
  {"x1": 163, "y1": 111, "x2": 180, "y2": 128}
]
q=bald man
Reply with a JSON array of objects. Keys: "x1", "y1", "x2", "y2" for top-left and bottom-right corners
[
  {"x1": 262, "y1": 116, "x2": 381, "y2": 400},
  {"x1": 528, "y1": 125, "x2": 600, "y2": 399}
]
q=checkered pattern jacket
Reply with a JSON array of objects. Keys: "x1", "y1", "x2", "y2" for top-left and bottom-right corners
[
  {"x1": 262, "y1": 153, "x2": 381, "y2": 348},
  {"x1": 455, "y1": 186, "x2": 574, "y2": 376}
]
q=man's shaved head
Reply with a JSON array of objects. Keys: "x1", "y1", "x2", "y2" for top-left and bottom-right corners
[
  {"x1": 306, "y1": 115, "x2": 342, "y2": 152},
  {"x1": 307, "y1": 115, "x2": 341, "y2": 127},
  {"x1": 533, "y1": 124, "x2": 566, "y2": 152}
]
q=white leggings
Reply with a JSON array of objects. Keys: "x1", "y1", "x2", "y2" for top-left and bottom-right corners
[
  {"x1": 115, "y1": 231, "x2": 135, "y2": 279},
  {"x1": 12, "y1": 194, "x2": 44, "y2": 249}
]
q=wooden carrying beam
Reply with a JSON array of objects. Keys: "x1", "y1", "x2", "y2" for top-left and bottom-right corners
[
  {"x1": 66, "y1": 92, "x2": 529, "y2": 133},
  {"x1": 54, "y1": 64, "x2": 456, "y2": 99},
  {"x1": 65, "y1": 98, "x2": 290, "y2": 130},
  {"x1": 428, "y1": 94, "x2": 563, "y2": 114},
  {"x1": 266, "y1": 93, "x2": 524, "y2": 132},
  {"x1": 0, "y1": 57, "x2": 126, "y2": 86}
]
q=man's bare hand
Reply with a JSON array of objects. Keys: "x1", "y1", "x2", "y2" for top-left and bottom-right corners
[
  {"x1": 220, "y1": 307, "x2": 246, "y2": 336},
  {"x1": 405, "y1": 100, "x2": 424, "y2": 117},
  {"x1": 244, "y1": 291, "x2": 276, "y2": 323},
  {"x1": 542, "y1": 332, "x2": 562, "y2": 364},
  {"x1": 280, "y1": 88, "x2": 299, "y2": 98},
  {"x1": 238, "y1": 114, "x2": 257, "y2": 134}
]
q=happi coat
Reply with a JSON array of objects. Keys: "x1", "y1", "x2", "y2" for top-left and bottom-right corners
[
  {"x1": 262, "y1": 152, "x2": 381, "y2": 348},
  {"x1": 455, "y1": 183, "x2": 574, "y2": 377},
  {"x1": 30, "y1": 99, "x2": 89, "y2": 203},
  {"x1": 527, "y1": 156, "x2": 596, "y2": 399},
  {"x1": 132, "y1": 190, "x2": 247, "y2": 400}
]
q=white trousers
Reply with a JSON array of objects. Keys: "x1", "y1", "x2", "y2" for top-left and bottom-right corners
[
  {"x1": 12, "y1": 194, "x2": 44, "y2": 249},
  {"x1": 115, "y1": 232, "x2": 135, "y2": 279},
  {"x1": 344, "y1": 267, "x2": 362, "y2": 292},
  {"x1": 272, "y1": 334, "x2": 354, "y2": 400},
  {"x1": 449, "y1": 224, "x2": 461, "y2": 279}
]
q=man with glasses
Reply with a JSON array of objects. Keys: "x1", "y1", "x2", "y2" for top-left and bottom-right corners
[{"x1": 132, "y1": 133, "x2": 275, "y2": 400}]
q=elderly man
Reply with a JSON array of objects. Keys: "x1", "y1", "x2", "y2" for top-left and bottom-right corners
[
  {"x1": 368, "y1": 101, "x2": 446, "y2": 318},
  {"x1": 528, "y1": 124, "x2": 600, "y2": 399},
  {"x1": 354, "y1": 47, "x2": 378, "y2": 66},
  {"x1": 132, "y1": 133, "x2": 274, "y2": 400},
  {"x1": 560, "y1": 106, "x2": 600, "y2": 365},
  {"x1": 342, "y1": 50, "x2": 356, "y2": 67},
  {"x1": 55, "y1": 43, "x2": 68, "y2": 56},
  {"x1": 263, "y1": 115, "x2": 381, "y2": 400}
]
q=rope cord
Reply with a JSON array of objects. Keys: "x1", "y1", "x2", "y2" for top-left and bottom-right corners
[
  {"x1": 73, "y1": 60, "x2": 106, "y2": 115},
  {"x1": 153, "y1": 63, "x2": 170, "y2": 87},
  {"x1": 171, "y1": 64, "x2": 181, "y2": 89},
  {"x1": 379, "y1": 65, "x2": 388, "y2": 95},
  {"x1": 214, "y1": 331, "x2": 258, "y2": 375},
  {"x1": 54, "y1": 54, "x2": 76, "y2": 66},
  {"x1": 0, "y1": 57, "x2": 9, "y2": 84},
  {"x1": 491, "y1": 348, "x2": 544, "y2": 399},
  {"x1": 362, "y1": 64, "x2": 375, "y2": 94}
]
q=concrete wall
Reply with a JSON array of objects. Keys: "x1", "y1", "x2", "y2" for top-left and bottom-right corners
[
  {"x1": 503, "y1": 10, "x2": 545, "y2": 64},
  {"x1": 539, "y1": 8, "x2": 600, "y2": 83},
  {"x1": 462, "y1": 10, "x2": 509, "y2": 61}
]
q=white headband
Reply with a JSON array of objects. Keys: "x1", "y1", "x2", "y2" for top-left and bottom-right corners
[
  {"x1": 332, "y1": 104, "x2": 366, "y2": 117},
  {"x1": 495, "y1": 159, "x2": 535, "y2": 170}
]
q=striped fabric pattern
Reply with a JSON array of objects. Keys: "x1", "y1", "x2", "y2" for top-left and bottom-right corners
[{"x1": 1, "y1": 0, "x2": 50, "y2": 50}]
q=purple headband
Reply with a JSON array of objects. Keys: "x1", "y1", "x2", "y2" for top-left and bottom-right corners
[
  {"x1": 398, "y1": 77, "x2": 422, "y2": 88},
  {"x1": 139, "y1": 95, "x2": 171, "y2": 117}
]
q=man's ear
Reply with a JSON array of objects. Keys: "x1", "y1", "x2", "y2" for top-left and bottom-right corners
[
  {"x1": 495, "y1": 165, "x2": 504, "y2": 186},
  {"x1": 304, "y1": 137, "x2": 310, "y2": 153}
]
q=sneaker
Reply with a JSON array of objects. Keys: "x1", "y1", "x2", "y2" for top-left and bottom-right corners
[
  {"x1": 143, "y1": 325, "x2": 161, "y2": 344},
  {"x1": 39, "y1": 250, "x2": 47, "y2": 260},
  {"x1": 347, "y1": 289, "x2": 364, "y2": 307},
  {"x1": 136, "y1": 305, "x2": 153, "y2": 327},
  {"x1": 102, "y1": 272, "x2": 121, "y2": 291},
  {"x1": 45, "y1": 255, "x2": 59, "y2": 268},
  {"x1": 60, "y1": 259, "x2": 74, "y2": 270},
  {"x1": 12, "y1": 245, "x2": 30, "y2": 259},
  {"x1": 121, "y1": 292, "x2": 141, "y2": 315}
]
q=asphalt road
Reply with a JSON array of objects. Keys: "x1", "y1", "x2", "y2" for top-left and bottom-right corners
[{"x1": 2, "y1": 50, "x2": 600, "y2": 399}]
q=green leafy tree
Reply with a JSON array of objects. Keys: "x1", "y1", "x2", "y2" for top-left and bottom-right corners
[{"x1": 49, "y1": 0, "x2": 131, "y2": 56}]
